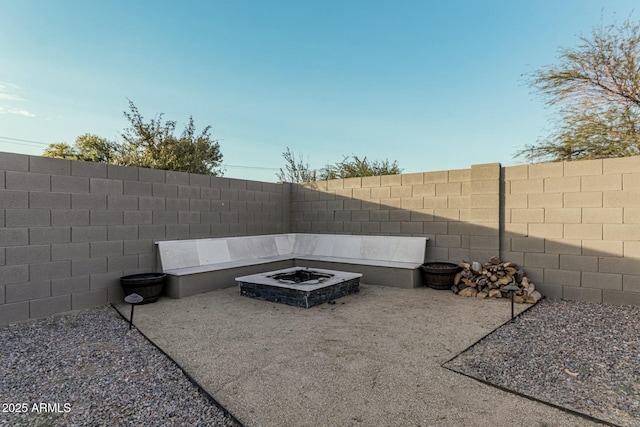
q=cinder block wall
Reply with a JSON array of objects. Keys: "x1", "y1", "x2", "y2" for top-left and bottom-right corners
[
  {"x1": 3, "y1": 152, "x2": 640, "y2": 323},
  {"x1": 290, "y1": 158, "x2": 640, "y2": 306},
  {"x1": 290, "y1": 166, "x2": 482, "y2": 262},
  {"x1": 502, "y1": 157, "x2": 640, "y2": 306},
  {"x1": 0, "y1": 152, "x2": 287, "y2": 323}
]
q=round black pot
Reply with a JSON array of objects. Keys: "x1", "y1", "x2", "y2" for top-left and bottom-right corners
[{"x1": 120, "y1": 273, "x2": 166, "y2": 304}]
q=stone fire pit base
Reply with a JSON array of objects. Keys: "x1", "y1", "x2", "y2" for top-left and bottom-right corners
[{"x1": 235, "y1": 267, "x2": 362, "y2": 308}]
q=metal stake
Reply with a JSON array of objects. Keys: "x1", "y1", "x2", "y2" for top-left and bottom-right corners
[
  {"x1": 129, "y1": 304, "x2": 135, "y2": 330},
  {"x1": 503, "y1": 283, "x2": 520, "y2": 322},
  {"x1": 124, "y1": 293, "x2": 144, "y2": 330}
]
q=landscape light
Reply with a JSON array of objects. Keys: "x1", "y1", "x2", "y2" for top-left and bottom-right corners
[{"x1": 503, "y1": 283, "x2": 520, "y2": 322}]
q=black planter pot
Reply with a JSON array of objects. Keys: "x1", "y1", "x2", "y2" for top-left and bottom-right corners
[
  {"x1": 421, "y1": 262, "x2": 462, "y2": 290},
  {"x1": 120, "y1": 273, "x2": 166, "y2": 304}
]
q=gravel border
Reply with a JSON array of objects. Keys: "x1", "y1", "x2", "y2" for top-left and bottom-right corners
[
  {"x1": 444, "y1": 298, "x2": 640, "y2": 427},
  {"x1": 3, "y1": 298, "x2": 638, "y2": 426},
  {"x1": 0, "y1": 306, "x2": 241, "y2": 427}
]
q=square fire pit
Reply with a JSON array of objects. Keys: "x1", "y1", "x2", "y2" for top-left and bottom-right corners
[{"x1": 235, "y1": 267, "x2": 362, "y2": 308}]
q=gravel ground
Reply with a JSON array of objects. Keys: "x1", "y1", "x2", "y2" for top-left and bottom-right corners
[
  {"x1": 444, "y1": 298, "x2": 640, "y2": 427},
  {"x1": 0, "y1": 306, "x2": 240, "y2": 427},
  {"x1": 3, "y1": 299, "x2": 638, "y2": 427}
]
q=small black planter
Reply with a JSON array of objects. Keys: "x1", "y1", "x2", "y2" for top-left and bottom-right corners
[
  {"x1": 120, "y1": 273, "x2": 166, "y2": 304},
  {"x1": 421, "y1": 262, "x2": 462, "y2": 290}
]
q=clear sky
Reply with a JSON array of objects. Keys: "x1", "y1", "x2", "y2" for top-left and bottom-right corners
[{"x1": 1, "y1": 1, "x2": 637, "y2": 182}]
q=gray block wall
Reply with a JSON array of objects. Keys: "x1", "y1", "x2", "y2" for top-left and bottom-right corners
[
  {"x1": 290, "y1": 166, "x2": 495, "y2": 263},
  {"x1": 0, "y1": 153, "x2": 286, "y2": 324},
  {"x1": 3, "y1": 151, "x2": 640, "y2": 324},
  {"x1": 290, "y1": 158, "x2": 640, "y2": 307}
]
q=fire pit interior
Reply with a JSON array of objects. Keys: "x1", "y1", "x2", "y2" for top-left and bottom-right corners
[
  {"x1": 269, "y1": 269, "x2": 333, "y2": 284},
  {"x1": 236, "y1": 267, "x2": 362, "y2": 308}
]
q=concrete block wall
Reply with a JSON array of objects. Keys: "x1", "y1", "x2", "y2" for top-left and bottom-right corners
[
  {"x1": 502, "y1": 157, "x2": 640, "y2": 306},
  {"x1": 291, "y1": 157, "x2": 640, "y2": 306},
  {"x1": 0, "y1": 152, "x2": 286, "y2": 324},
  {"x1": 3, "y1": 151, "x2": 640, "y2": 323},
  {"x1": 290, "y1": 167, "x2": 479, "y2": 263}
]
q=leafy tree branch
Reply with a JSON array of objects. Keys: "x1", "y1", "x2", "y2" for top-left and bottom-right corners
[{"x1": 516, "y1": 16, "x2": 640, "y2": 162}]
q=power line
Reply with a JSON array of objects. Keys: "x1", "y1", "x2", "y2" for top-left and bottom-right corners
[
  {"x1": 0, "y1": 136, "x2": 51, "y2": 147},
  {"x1": 0, "y1": 135, "x2": 281, "y2": 171},
  {"x1": 222, "y1": 164, "x2": 279, "y2": 171}
]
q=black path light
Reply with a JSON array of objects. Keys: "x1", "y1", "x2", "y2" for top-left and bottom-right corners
[
  {"x1": 124, "y1": 293, "x2": 144, "y2": 330},
  {"x1": 503, "y1": 283, "x2": 520, "y2": 322}
]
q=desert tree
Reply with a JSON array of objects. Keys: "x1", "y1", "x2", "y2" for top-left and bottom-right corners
[
  {"x1": 42, "y1": 142, "x2": 79, "y2": 160},
  {"x1": 276, "y1": 146, "x2": 316, "y2": 183},
  {"x1": 516, "y1": 16, "x2": 640, "y2": 162},
  {"x1": 318, "y1": 155, "x2": 402, "y2": 180},
  {"x1": 277, "y1": 147, "x2": 402, "y2": 182},
  {"x1": 120, "y1": 100, "x2": 224, "y2": 175},
  {"x1": 42, "y1": 134, "x2": 117, "y2": 162},
  {"x1": 42, "y1": 101, "x2": 224, "y2": 175}
]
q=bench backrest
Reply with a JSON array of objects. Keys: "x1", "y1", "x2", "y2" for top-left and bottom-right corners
[
  {"x1": 157, "y1": 234, "x2": 291, "y2": 270},
  {"x1": 157, "y1": 233, "x2": 427, "y2": 270},
  {"x1": 292, "y1": 234, "x2": 427, "y2": 264}
]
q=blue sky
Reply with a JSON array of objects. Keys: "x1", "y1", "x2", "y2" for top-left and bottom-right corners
[{"x1": 1, "y1": 1, "x2": 637, "y2": 182}]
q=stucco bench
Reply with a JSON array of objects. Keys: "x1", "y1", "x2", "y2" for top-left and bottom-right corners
[{"x1": 156, "y1": 233, "x2": 428, "y2": 298}]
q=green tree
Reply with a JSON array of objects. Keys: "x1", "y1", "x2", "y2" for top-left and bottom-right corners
[
  {"x1": 42, "y1": 134, "x2": 116, "y2": 162},
  {"x1": 276, "y1": 147, "x2": 316, "y2": 183},
  {"x1": 75, "y1": 133, "x2": 117, "y2": 162},
  {"x1": 516, "y1": 17, "x2": 640, "y2": 163},
  {"x1": 42, "y1": 142, "x2": 79, "y2": 160},
  {"x1": 276, "y1": 148, "x2": 402, "y2": 183},
  {"x1": 319, "y1": 155, "x2": 402, "y2": 180},
  {"x1": 120, "y1": 100, "x2": 224, "y2": 175},
  {"x1": 41, "y1": 101, "x2": 224, "y2": 175}
]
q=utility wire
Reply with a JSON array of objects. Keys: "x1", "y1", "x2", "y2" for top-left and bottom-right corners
[
  {"x1": 222, "y1": 164, "x2": 279, "y2": 171},
  {"x1": 0, "y1": 136, "x2": 51, "y2": 147},
  {"x1": 0, "y1": 135, "x2": 281, "y2": 170}
]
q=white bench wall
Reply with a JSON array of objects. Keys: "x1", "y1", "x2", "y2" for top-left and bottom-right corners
[
  {"x1": 158, "y1": 233, "x2": 427, "y2": 270},
  {"x1": 157, "y1": 233, "x2": 428, "y2": 298}
]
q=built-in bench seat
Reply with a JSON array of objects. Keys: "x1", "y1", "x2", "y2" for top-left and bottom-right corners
[{"x1": 156, "y1": 233, "x2": 428, "y2": 298}]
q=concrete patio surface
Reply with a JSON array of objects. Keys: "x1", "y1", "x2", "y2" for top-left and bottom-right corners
[{"x1": 115, "y1": 284, "x2": 604, "y2": 427}]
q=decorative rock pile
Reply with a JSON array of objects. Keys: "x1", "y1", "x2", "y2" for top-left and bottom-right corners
[{"x1": 452, "y1": 256, "x2": 542, "y2": 303}]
